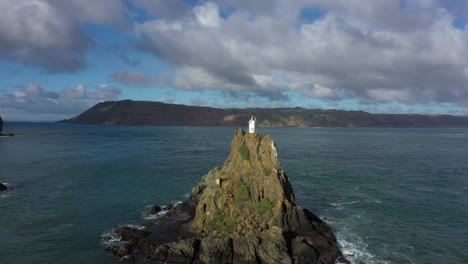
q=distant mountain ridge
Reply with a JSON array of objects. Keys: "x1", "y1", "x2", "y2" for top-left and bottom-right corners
[{"x1": 59, "y1": 100, "x2": 468, "y2": 127}]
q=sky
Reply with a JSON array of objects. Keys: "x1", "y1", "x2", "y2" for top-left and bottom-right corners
[{"x1": 1, "y1": 0, "x2": 468, "y2": 121}]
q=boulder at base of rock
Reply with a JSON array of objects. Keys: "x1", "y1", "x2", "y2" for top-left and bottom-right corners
[
  {"x1": 0, "y1": 183, "x2": 6, "y2": 192},
  {"x1": 146, "y1": 205, "x2": 162, "y2": 215},
  {"x1": 105, "y1": 129, "x2": 348, "y2": 264}
]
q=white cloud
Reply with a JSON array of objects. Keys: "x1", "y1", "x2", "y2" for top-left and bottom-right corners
[
  {"x1": 0, "y1": 82, "x2": 121, "y2": 120},
  {"x1": 133, "y1": 0, "x2": 468, "y2": 107},
  {"x1": 110, "y1": 71, "x2": 155, "y2": 87},
  {"x1": 194, "y1": 2, "x2": 222, "y2": 27},
  {"x1": 0, "y1": 0, "x2": 128, "y2": 72},
  {"x1": 156, "y1": 96, "x2": 178, "y2": 104},
  {"x1": 134, "y1": 0, "x2": 188, "y2": 19}
]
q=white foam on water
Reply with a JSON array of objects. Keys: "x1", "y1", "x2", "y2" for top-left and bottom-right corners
[
  {"x1": 1, "y1": 183, "x2": 14, "y2": 198},
  {"x1": 142, "y1": 201, "x2": 183, "y2": 220},
  {"x1": 143, "y1": 209, "x2": 168, "y2": 220},
  {"x1": 101, "y1": 224, "x2": 145, "y2": 247},
  {"x1": 172, "y1": 200, "x2": 183, "y2": 206},
  {"x1": 365, "y1": 199, "x2": 382, "y2": 204},
  {"x1": 337, "y1": 237, "x2": 380, "y2": 264},
  {"x1": 101, "y1": 230, "x2": 125, "y2": 247},
  {"x1": 329, "y1": 200, "x2": 360, "y2": 210},
  {"x1": 126, "y1": 224, "x2": 145, "y2": 230},
  {"x1": 321, "y1": 216, "x2": 380, "y2": 264}
]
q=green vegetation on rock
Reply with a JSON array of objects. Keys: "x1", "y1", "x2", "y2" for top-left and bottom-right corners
[
  {"x1": 99, "y1": 105, "x2": 113, "y2": 112},
  {"x1": 207, "y1": 214, "x2": 236, "y2": 232},
  {"x1": 238, "y1": 143, "x2": 250, "y2": 160},
  {"x1": 258, "y1": 134, "x2": 266, "y2": 143},
  {"x1": 263, "y1": 167, "x2": 272, "y2": 176},
  {"x1": 254, "y1": 199, "x2": 274, "y2": 216},
  {"x1": 235, "y1": 181, "x2": 250, "y2": 201}
]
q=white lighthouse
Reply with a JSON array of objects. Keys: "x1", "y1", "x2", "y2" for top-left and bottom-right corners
[{"x1": 248, "y1": 116, "x2": 256, "y2": 133}]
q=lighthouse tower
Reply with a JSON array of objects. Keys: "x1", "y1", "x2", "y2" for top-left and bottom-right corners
[{"x1": 248, "y1": 116, "x2": 256, "y2": 133}]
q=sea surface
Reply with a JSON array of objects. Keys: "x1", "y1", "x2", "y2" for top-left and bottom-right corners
[{"x1": 1, "y1": 122, "x2": 467, "y2": 264}]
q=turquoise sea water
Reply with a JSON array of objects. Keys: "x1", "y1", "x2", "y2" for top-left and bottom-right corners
[{"x1": 1, "y1": 123, "x2": 467, "y2": 264}]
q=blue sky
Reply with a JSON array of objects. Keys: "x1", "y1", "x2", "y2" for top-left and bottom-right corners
[{"x1": 1, "y1": 0, "x2": 468, "y2": 121}]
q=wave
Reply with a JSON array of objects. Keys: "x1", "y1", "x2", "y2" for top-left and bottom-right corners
[
  {"x1": 327, "y1": 216, "x2": 412, "y2": 264},
  {"x1": 365, "y1": 199, "x2": 381, "y2": 204},
  {"x1": 320, "y1": 214, "x2": 379, "y2": 264},
  {"x1": 335, "y1": 230, "x2": 380, "y2": 264},
  {"x1": 142, "y1": 200, "x2": 183, "y2": 220},
  {"x1": 101, "y1": 224, "x2": 145, "y2": 247},
  {"x1": 1, "y1": 183, "x2": 14, "y2": 198},
  {"x1": 103, "y1": 201, "x2": 185, "y2": 246},
  {"x1": 329, "y1": 200, "x2": 360, "y2": 209}
]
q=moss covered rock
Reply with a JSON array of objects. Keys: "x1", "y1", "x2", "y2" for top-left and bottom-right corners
[{"x1": 106, "y1": 129, "x2": 348, "y2": 264}]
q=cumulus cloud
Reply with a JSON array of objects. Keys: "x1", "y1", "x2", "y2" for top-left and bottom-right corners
[
  {"x1": 190, "y1": 97, "x2": 208, "y2": 106},
  {"x1": 0, "y1": 0, "x2": 128, "y2": 72},
  {"x1": 133, "y1": 0, "x2": 468, "y2": 107},
  {"x1": 134, "y1": 0, "x2": 189, "y2": 19},
  {"x1": 156, "y1": 96, "x2": 178, "y2": 104},
  {"x1": 110, "y1": 70, "x2": 155, "y2": 87},
  {"x1": 0, "y1": 82, "x2": 121, "y2": 120}
]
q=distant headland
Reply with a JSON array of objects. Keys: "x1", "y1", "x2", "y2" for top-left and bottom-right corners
[{"x1": 59, "y1": 100, "x2": 468, "y2": 127}]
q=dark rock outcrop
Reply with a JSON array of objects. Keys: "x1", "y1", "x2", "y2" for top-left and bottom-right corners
[
  {"x1": 147, "y1": 205, "x2": 162, "y2": 216},
  {"x1": 0, "y1": 183, "x2": 7, "y2": 192},
  {"x1": 106, "y1": 129, "x2": 348, "y2": 263},
  {"x1": 0, "y1": 116, "x2": 14, "y2": 136}
]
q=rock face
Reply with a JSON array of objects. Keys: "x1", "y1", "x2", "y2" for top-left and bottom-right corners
[{"x1": 107, "y1": 129, "x2": 348, "y2": 263}]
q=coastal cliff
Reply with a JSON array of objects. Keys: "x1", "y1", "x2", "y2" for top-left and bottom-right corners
[
  {"x1": 60, "y1": 100, "x2": 468, "y2": 127},
  {"x1": 106, "y1": 129, "x2": 348, "y2": 263}
]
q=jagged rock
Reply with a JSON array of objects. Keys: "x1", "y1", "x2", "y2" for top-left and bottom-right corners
[
  {"x1": 147, "y1": 205, "x2": 162, "y2": 215},
  {"x1": 231, "y1": 237, "x2": 259, "y2": 263},
  {"x1": 106, "y1": 129, "x2": 348, "y2": 263},
  {"x1": 199, "y1": 236, "x2": 233, "y2": 264},
  {"x1": 0, "y1": 183, "x2": 7, "y2": 192},
  {"x1": 257, "y1": 227, "x2": 292, "y2": 264}
]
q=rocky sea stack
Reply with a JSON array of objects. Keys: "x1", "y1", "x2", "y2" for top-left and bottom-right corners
[
  {"x1": 107, "y1": 129, "x2": 348, "y2": 264},
  {"x1": 0, "y1": 116, "x2": 14, "y2": 137}
]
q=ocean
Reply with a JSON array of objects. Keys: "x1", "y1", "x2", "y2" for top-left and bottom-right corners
[{"x1": 1, "y1": 122, "x2": 467, "y2": 264}]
